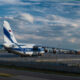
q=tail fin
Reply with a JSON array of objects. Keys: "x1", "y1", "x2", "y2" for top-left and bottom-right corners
[{"x1": 3, "y1": 21, "x2": 17, "y2": 44}]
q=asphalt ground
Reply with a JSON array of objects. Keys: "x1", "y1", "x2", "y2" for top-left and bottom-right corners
[
  {"x1": 0, "y1": 52, "x2": 80, "y2": 80},
  {"x1": 0, "y1": 68, "x2": 80, "y2": 80},
  {"x1": 0, "y1": 52, "x2": 80, "y2": 64}
]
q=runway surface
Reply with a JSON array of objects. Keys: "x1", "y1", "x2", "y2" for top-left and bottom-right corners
[
  {"x1": 0, "y1": 68, "x2": 80, "y2": 80},
  {"x1": 0, "y1": 52, "x2": 80, "y2": 64},
  {"x1": 0, "y1": 52, "x2": 80, "y2": 80}
]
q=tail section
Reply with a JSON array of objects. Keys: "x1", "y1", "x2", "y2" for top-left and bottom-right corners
[{"x1": 3, "y1": 21, "x2": 17, "y2": 44}]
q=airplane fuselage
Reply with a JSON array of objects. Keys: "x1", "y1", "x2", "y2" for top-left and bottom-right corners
[{"x1": 3, "y1": 43, "x2": 44, "y2": 56}]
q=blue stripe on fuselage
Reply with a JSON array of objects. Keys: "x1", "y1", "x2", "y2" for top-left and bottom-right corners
[
  {"x1": 3, "y1": 27, "x2": 14, "y2": 43},
  {"x1": 11, "y1": 48, "x2": 44, "y2": 52},
  {"x1": 12, "y1": 48, "x2": 33, "y2": 52}
]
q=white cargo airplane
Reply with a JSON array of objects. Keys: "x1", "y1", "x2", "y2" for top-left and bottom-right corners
[{"x1": 3, "y1": 21, "x2": 44, "y2": 56}]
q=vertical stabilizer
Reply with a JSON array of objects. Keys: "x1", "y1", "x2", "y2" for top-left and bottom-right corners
[{"x1": 3, "y1": 21, "x2": 17, "y2": 44}]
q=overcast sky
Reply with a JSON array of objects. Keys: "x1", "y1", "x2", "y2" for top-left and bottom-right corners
[{"x1": 0, "y1": 0, "x2": 80, "y2": 50}]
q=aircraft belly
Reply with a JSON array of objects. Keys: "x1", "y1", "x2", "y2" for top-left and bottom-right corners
[{"x1": 12, "y1": 50, "x2": 33, "y2": 56}]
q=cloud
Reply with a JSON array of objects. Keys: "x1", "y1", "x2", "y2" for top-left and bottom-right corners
[
  {"x1": 49, "y1": 0, "x2": 73, "y2": 1},
  {"x1": 55, "y1": 37, "x2": 62, "y2": 41},
  {"x1": 20, "y1": 13, "x2": 34, "y2": 23},
  {"x1": 15, "y1": 34, "x2": 44, "y2": 40},
  {"x1": 61, "y1": 3, "x2": 80, "y2": 6},
  {"x1": 0, "y1": 0, "x2": 31, "y2": 5},
  {"x1": 35, "y1": 14, "x2": 80, "y2": 29},
  {"x1": 0, "y1": 16, "x2": 14, "y2": 20},
  {"x1": 4, "y1": 16, "x2": 14, "y2": 20},
  {"x1": 76, "y1": 11, "x2": 80, "y2": 15},
  {"x1": 49, "y1": 37, "x2": 63, "y2": 41},
  {"x1": 0, "y1": 0, "x2": 20, "y2": 4},
  {"x1": 52, "y1": 15, "x2": 80, "y2": 28},
  {"x1": 68, "y1": 38, "x2": 77, "y2": 43}
]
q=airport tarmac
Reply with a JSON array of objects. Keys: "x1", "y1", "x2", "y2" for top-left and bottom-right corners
[
  {"x1": 0, "y1": 52, "x2": 80, "y2": 80},
  {"x1": 0, "y1": 68, "x2": 80, "y2": 80},
  {"x1": 0, "y1": 52, "x2": 80, "y2": 64}
]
